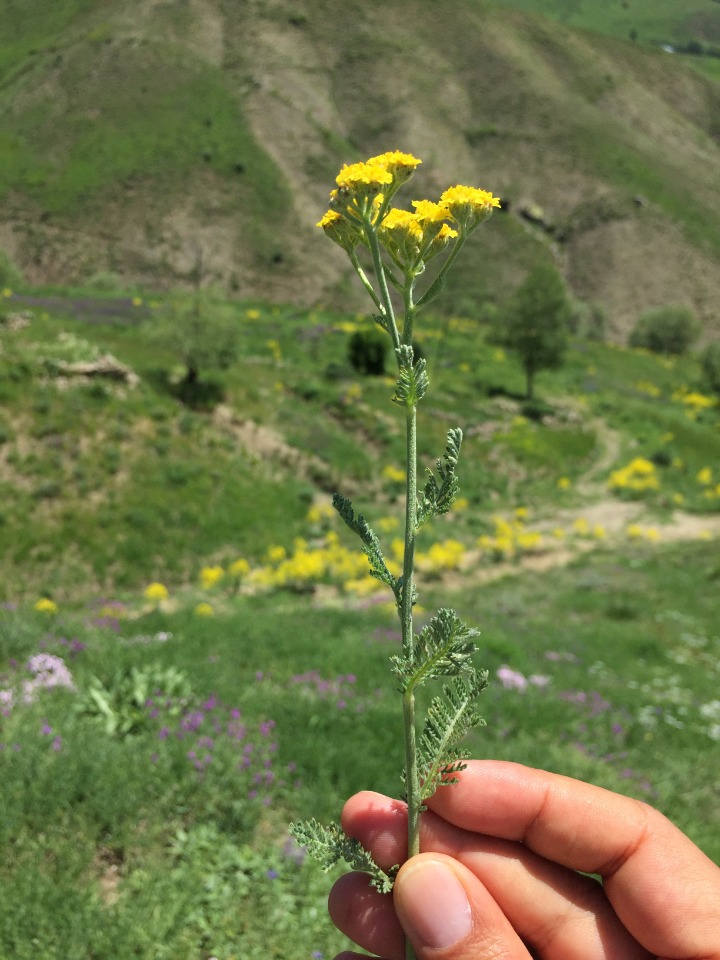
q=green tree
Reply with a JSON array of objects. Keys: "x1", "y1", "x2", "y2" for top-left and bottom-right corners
[
  {"x1": 501, "y1": 263, "x2": 570, "y2": 399},
  {"x1": 156, "y1": 244, "x2": 238, "y2": 400}
]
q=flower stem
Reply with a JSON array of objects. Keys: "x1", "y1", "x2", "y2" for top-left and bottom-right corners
[{"x1": 402, "y1": 402, "x2": 420, "y2": 960}]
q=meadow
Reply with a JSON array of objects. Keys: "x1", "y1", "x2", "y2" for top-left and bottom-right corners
[{"x1": 1, "y1": 290, "x2": 719, "y2": 957}]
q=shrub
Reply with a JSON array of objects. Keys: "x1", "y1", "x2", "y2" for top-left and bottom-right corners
[
  {"x1": 348, "y1": 327, "x2": 387, "y2": 375},
  {"x1": 700, "y1": 341, "x2": 720, "y2": 397},
  {"x1": 628, "y1": 306, "x2": 700, "y2": 355}
]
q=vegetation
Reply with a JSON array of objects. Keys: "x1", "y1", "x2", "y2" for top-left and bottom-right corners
[
  {"x1": 701, "y1": 340, "x2": 720, "y2": 396},
  {"x1": 629, "y1": 305, "x2": 701, "y2": 356},
  {"x1": 0, "y1": 281, "x2": 718, "y2": 956},
  {"x1": 498, "y1": 263, "x2": 571, "y2": 399}
]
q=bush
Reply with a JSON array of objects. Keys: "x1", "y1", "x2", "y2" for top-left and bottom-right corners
[
  {"x1": 701, "y1": 341, "x2": 720, "y2": 397},
  {"x1": 628, "y1": 306, "x2": 700, "y2": 355},
  {"x1": 348, "y1": 327, "x2": 388, "y2": 375}
]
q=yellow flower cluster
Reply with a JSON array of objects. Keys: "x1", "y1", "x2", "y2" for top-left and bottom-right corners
[
  {"x1": 626, "y1": 524, "x2": 661, "y2": 542},
  {"x1": 672, "y1": 387, "x2": 716, "y2": 417},
  {"x1": 34, "y1": 597, "x2": 58, "y2": 615},
  {"x1": 200, "y1": 565, "x2": 224, "y2": 590},
  {"x1": 635, "y1": 380, "x2": 661, "y2": 398},
  {"x1": 476, "y1": 514, "x2": 544, "y2": 562},
  {"x1": 246, "y1": 532, "x2": 371, "y2": 592},
  {"x1": 144, "y1": 582, "x2": 169, "y2": 603},
  {"x1": 317, "y1": 150, "x2": 500, "y2": 261},
  {"x1": 696, "y1": 467, "x2": 720, "y2": 501},
  {"x1": 382, "y1": 464, "x2": 406, "y2": 484},
  {"x1": 608, "y1": 457, "x2": 660, "y2": 496},
  {"x1": 416, "y1": 539, "x2": 466, "y2": 575}
]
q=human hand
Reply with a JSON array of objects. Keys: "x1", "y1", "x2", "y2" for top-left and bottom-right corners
[{"x1": 328, "y1": 760, "x2": 720, "y2": 959}]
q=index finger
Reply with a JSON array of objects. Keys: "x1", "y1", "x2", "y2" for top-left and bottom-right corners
[{"x1": 427, "y1": 760, "x2": 720, "y2": 958}]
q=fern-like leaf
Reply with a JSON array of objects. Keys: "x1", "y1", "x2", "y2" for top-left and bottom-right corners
[
  {"x1": 289, "y1": 818, "x2": 398, "y2": 893},
  {"x1": 416, "y1": 672, "x2": 488, "y2": 802},
  {"x1": 332, "y1": 494, "x2": 400, "y2": 601},
  {"x1": 393, "y1": 345, "x2": 429, "y2": 407},
  {"x1": 416, "y1": 428, "x2": 463, "y2": 529},
  {"x1": 390, "y1": 608, "x2": 479, "y2": 691}
]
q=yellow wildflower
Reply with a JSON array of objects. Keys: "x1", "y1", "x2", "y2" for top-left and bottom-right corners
[
  {"x1": 34, "y1": 598, "x2": 58, "y2": 615},
  {"x1": 195, "y1": 602, "x2": 214, "y2": 617},
  {"x1": 316, "y1": 209, "x2": 360, "y2": 252},
  {"x1": 382, "y1": 464, "x2": 406, "y2": 484},
  {"x1": 377, "y1": 515, "x2": 400, "y2": 533},
  {"x1": 573, "y1": 517, "x2": 590, "y2": 536},
  {"x1": 144, "y1": 582, "x2": 169, "y2": 602},
  {"x1": 411, "y1": 198, "x2": 448, "y2": 225},
  {"x1": 368, "y1": 150, "x2": 422, "y2": 186},
  {"x1": 557, "y1": 477, "x2": 571, "y2": 490},
  {"x1": 200, "y1": 565, "x2": 224, "y2": 589},
  {"x1": 626, "y1": 524, "x2": 644, "y2": 540},
  {"x1": 266, "y1": 545, "x2": 287, "y2": 564},
  {"x1": 379, "y1": 208, "x2": 424, "y2": 265},
  {"x1": 697, "y1": 467, "x2": 713, "y2": 485},
  {"x1": 229, "y1": 558, "x2": 251, "y2": 578},
  {"x1": 439, "y1": 185, "x2": 501, "y2": 232}
]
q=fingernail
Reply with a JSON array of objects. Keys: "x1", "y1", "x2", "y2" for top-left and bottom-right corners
[{"x1": 395, "y1": 859, "x2": 472, "y2": 950}]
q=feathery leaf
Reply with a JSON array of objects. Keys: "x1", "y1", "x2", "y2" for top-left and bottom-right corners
[
  {"x1": 416, "y1": 428, "x2": 463, "y2": 529},
  {"x1": 289, "y1": 818, "x2": 398, "y2": 894}
]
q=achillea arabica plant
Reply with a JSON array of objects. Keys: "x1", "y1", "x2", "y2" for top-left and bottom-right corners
[{"x1": 290, "y1": 151, "x2": 500, "y2": 956}]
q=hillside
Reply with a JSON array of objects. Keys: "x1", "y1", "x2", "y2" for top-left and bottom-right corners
[
  {"x1": 1, "y1": 293, "x2": 719, "y2": 601},
  {"x1": 1, "y1": 0, "x2": 719, "y2": 338}
]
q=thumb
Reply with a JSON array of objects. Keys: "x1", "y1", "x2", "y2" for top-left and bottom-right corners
[{"x1": 393, "y1": 853, "x2": 529, "y2": 960}]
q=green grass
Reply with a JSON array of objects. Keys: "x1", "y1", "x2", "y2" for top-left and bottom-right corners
[
  {"x1": 487, "y1": 0, "x2": 720, "y2": 48},
  {"x1": 1, "y1": 533, "x2": 718, "y2": 958},
  {"x1": 0, "y1": 282, "x2": 719, "y2": 956},
  {"x1": 0, "y1": 294, "x2": 718, "y2": 599}
]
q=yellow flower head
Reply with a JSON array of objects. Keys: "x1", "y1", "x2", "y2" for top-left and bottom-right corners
[
  {"x1": 367, "y1": 151, "x2": 422, "y2": 188},
  {"x1": 439, "y1": 185, "x2": 501, "y2": 232},
  {"x1": 200, "y1": 565, "x2": 224, "y2": 589},
  {"x1": 34, "y1": 597, "x2": 58, "y2": 615},
  {"x1": 229, "y1": 557, "x2": 251, "y2": 578},
  {"x1": 194, "y1": 602, "x2": 214, "y2": 617},
  {"x1": 334, "y1": 161, "x2": 393, "y2": 218},
  {"x1": 425, "y1": 222, "x2": 458, "y2": 260},
  {"x1": 144, "y1": 582, "x2": 169, "y2": 602},
  {"x1": 379, "y1": 208, "x2": 424, "y2": 265},
  {"x1": 411, "y1": 199, "x2": 447, "y2": 224},
  {"x1": 316, "y1": 209, "x2": 361, "y2": 251}
]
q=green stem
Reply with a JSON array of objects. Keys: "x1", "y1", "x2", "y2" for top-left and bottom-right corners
[
  {"x1": 348, "y1": 251, "x2": 383, "y2": 313},
  {"x1": 401, "y1": 399, "x2": 420, "y2": 960},
  {"x1": 367, "y1": 225, "x2": 401, "y2": 352}
]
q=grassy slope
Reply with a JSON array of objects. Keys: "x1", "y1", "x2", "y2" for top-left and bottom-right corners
[
  {"x1": 1, "y1": 294, "x2": 718, "y2": 601},
  {"x1": 0, "y1": 0, "x2": 719, "y2": 334},
  {"x1": 0, "y1": 289, "x2": 718, "y2": 955},
  {"x1": 486, "y1": 0, "x2": 720, "y2": 46}
]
